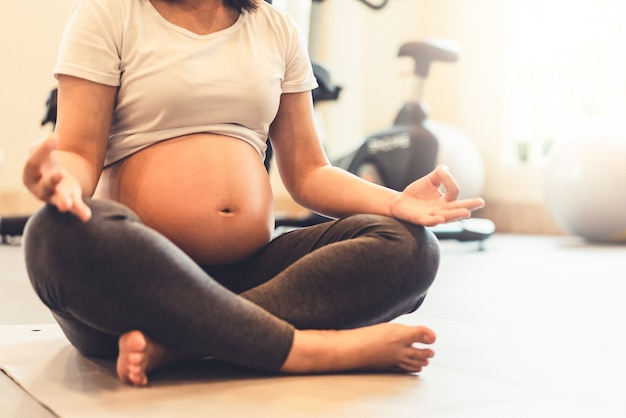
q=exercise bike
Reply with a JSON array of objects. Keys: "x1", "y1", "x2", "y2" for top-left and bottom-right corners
[{"x1": 275, "y1": 38, "x2": 495, "y2": 249}]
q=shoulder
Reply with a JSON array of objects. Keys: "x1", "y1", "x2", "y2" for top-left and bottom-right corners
[
  {"x1": 67, "y1": 0, "x2": 136, "y2": 23},
  {"x1": 243, "y1": 1, "x2": 304, "y2": 52},
  {"x1": 255, "y1": 1, "x2": 293, "y2": 19},
  {"x1": 247, "y1": 1, "x2": 299, "y2": 32},
  {"x1": 63, "y1": 0, "x2": 154, "y2": 43}
]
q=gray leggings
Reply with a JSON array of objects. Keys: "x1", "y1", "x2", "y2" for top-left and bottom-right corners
[{"x1": 23, "y1": 198, "x2": 440, "y2": 371}]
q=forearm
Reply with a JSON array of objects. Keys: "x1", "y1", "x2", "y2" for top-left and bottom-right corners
[
  {"x1": 53, "y1": 149, "x2": 100, "y2": 197},
  {"x1": 291, "y1": 165, "x2": 400, "y2": 219}
]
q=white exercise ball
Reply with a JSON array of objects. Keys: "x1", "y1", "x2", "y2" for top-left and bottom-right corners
[
  {"x1": 544, "y1": 118, "x2": 626, "y2": 243},
  {"x1": 425, "y1": 120, "x2": 485, "y2": 200}
]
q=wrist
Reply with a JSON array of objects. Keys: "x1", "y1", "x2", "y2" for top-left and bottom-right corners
[{"x1": 385, "y1": 189, "x2": 402, "y2": 218}]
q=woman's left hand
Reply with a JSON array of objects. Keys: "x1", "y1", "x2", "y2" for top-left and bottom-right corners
[{"x1": 389, "y1": 165, "x2": 485, "y2": 227}]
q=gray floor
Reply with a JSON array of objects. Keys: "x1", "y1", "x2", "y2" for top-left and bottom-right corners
[{"x1": 1, "y1": 234, "x2": 626, "y2": 417}]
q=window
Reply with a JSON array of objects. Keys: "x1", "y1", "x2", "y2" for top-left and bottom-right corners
[{"x1": 504, "y1": 0, "x2": 626, "y2": 163}]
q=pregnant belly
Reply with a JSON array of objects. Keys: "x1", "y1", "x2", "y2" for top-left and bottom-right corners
[{"x1": 97, "y1": 134, "x2": 274, "y2": 265}]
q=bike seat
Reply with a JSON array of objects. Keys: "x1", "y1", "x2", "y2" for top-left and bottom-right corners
[{"x1": 398, "y1": 39, "x2": 459, "y2": 78}]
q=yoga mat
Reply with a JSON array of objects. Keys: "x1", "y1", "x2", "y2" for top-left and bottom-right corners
[
  {"x1": 0, "y1": 321, "x2": 614, "y2": 418},
  {"x1": 0, "y1": 324, "x2": 437, "y2": 418}
]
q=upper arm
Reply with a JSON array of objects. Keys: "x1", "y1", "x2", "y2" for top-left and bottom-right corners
[
  {"x1": 269, "y1": 91, "x2": 329, "y2": 195},
  {"x1": 54, "y1": 74, "x2": 117, "y2": 194}
]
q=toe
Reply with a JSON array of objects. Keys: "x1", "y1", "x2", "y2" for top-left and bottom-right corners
[{"x1": 414, "y1": 326, "x2": 436, "y2": 344}]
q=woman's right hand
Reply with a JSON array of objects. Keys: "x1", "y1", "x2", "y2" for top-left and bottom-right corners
[{"x1": 23, "y1": 133, "x2": 92, "y2": 221}]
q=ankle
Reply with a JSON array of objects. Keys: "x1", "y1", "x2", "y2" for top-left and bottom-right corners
[{"x1": 280, "y1": 329, "x2": 341, "y2": 373}]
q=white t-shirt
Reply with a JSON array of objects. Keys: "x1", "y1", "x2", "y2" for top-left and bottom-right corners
[{"x1": 54, "y1": 0, "x2": 318, "y2": 166}]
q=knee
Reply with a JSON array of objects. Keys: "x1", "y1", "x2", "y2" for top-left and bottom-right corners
[
  {"x1": 356, "y1": 213, "x2": 439, "y2": 258},
  {"x1": 398, "y1": 220, "x2": 441, "y2": 278},
  {"x1": 24, "y1": 199, "x2": 138, "y2": 265},
  {"x1": 23, "y1": 204, "x2": 80, "y2": 277},
  {"x1": 358, "y1": 215, "x2": 440, "y2": 303},
  {"x1": 399, "y1": 220, "x2": 440, "y2": 298},
  {"x1": 22, "y1": 204, "x2": 78, "y2": 308},
  {"x1": 23, "y1": 199, "x2": 140, "y2": 304},
  {"x1": 387, "y1": 217, "x2": 440, "y2": 281}
]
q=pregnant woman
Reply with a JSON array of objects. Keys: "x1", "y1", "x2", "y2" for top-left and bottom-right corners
[{"x1": 22, "y1": 0, "x2": 484, "y2": 386}]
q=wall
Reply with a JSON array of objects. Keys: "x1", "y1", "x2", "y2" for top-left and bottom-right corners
[{"x1": 0, "y1": 1, "x2": 75, "y2": 214}]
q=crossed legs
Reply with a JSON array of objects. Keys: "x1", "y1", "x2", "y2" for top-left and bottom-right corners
[{"x1": 23, "y1": 199, "x2": 440, "y2": 385}]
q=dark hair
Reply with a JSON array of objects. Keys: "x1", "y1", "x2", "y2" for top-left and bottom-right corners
[
  {"x1": 226, "y1": 0, "x2": 258, "y2": 12},
  {"x1": 162, "y1": 0, "x2": 258, "y2": 13}
]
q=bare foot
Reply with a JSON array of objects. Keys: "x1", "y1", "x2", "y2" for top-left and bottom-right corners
[
  {"x1": 116, "y1": 330, "x2": 179, "y2": 386},
  {"x1": 280, "y1": 323, "x2": 436, "y2": 374}
]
